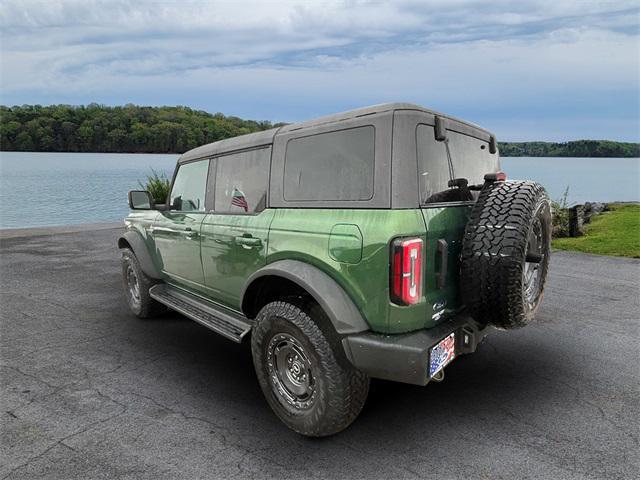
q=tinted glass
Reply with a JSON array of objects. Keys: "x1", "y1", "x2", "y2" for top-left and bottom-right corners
[
  {"x1": 416, "y1": 124, "x2": 451, "y2": 203},
  {"x1": 284, "y1": 126, "x2": 375, "y2": 201},
  {"x1": 170, "y1": 159, "x2": 209, "y2": 211},
  {"x1": 447, "y1": 131, "x2": 499, "y2": 185},
  {"x1": 417, "y1": 125, "x2": 500, "y2": 204},
  {"x1": 214, "y1": 147, "x2": 270, "y2": 213}
]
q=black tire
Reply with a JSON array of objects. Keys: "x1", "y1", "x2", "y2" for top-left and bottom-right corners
[
  {"x1": 460, "y1": 180, "x2": 551, "y2": 329},
  {"x1": 121, "y1": 248, "x2": 166, "y2": 318},
  {"x1": 251, "y1": 300, "x2": 369, "y2": 437}
]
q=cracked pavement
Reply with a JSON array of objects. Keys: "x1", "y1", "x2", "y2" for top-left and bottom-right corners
[{"x1": 1, "y1": 226, "x2": 639, "y2": 479}]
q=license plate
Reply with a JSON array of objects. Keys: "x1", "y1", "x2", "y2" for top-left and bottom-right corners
[{"x1": 429, "y1": 332, "x2": 456, "y2": 378}]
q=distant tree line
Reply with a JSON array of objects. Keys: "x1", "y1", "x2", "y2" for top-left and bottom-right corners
[
  {"x1": 0, "y1": 104, "x2": 283, "y2": 153},
  {"x1": 498, "y1": 140, "x2": 639, "y2": 158},
  {"x1": 1, "y1": 104, "x2": 638, "y2": 157}
]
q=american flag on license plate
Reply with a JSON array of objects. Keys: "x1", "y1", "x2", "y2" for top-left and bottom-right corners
[
  {"x1": 429, "y1": 332, "x2": 456, "y2": 378},
  {"x1": 231, "y1": 188, "x2": 248, "y2": 212}
]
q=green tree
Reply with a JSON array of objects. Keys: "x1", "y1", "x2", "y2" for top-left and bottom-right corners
[{"x1": 1, "y1": 103, "x2": 636, "y2": 157}]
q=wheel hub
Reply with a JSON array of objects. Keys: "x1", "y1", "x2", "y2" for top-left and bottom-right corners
[
  {"x1": 524, "y1": 216, "x2": 544, "y2": 307},
  {"x1": 267, "y1": 333, "x2": 315, "y2": 410},
  {"x1": 126, "y1": 265, "x2": 141, "y2": 305}
]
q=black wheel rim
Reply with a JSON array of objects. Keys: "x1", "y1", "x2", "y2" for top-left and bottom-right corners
[
  {"x1": 267, "y1": 333, "x2": 316, "y2": 410},
  {"x1": 126, "y1": 264, "x2": 141, "y2": 307},
  {"x1": 523, "y1": 215, "x2": 544, "y2": 307}
]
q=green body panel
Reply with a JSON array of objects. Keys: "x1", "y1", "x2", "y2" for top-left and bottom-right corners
[
  {"x1": 123, "y1": 210, "x2": 160, "y2": 264},
  {"x1": 420, "y1": 205, "x2": 472, "y2": 322},
  {"x1": 268, "y1": 208, "x2": 426, "y2": 334},
  {"x1": 153, "y1": 211, "x2": 207, "y2": 288},
  {"x1": 200, "y1": 210, "x2": 275, "y2": 310},
  {"x1": 125, "y1": 204, "x2": 470, "y2": 335}
]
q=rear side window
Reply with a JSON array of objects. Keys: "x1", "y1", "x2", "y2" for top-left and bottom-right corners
[
  {"x1": 417, "y1": 125, "x2": 498, "y2": 204},
  {"x1": 170, "y1": 159, "x2": 209, "y2": 211},
  {"x1": 284, "y1": 126, "x2": 375, "y2": 201},
  {"x1": 213, "y1": 147, "x2": 270, "y2": 213}
]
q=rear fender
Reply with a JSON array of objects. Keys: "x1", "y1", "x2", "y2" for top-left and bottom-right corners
[{"x1": 241, "y1": 260, "x2": 370, "y2": 335}]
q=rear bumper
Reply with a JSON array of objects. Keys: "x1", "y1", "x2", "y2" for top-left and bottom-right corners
[{"x1": 342, "y1": 314, "x2": 491, "y2": 386}]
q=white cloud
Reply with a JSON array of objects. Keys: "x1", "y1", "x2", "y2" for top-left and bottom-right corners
[{"x1": 0, "y1": 0, "x2": 638, "y2": 140}]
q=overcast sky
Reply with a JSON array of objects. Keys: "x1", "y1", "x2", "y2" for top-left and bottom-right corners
[{"x1": 1, "y1": 0, "x2": 638, "y2": 141}]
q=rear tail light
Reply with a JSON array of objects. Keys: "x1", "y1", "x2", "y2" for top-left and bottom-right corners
[
  {"x1": 390, "y1": 237, "x2": 423, "y2": 305},
  {"x1": 484, "y1": 171, "x2": 507, "y2": 182}
]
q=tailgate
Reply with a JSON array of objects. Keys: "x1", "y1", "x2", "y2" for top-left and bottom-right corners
[{"x1": 420, "y1": 205, "x2": 471, "y2": 325}]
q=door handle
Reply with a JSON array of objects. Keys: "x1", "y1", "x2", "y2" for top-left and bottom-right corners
[
  {"x1": 436, "y1": 239, "x2": 448, "y2": 289},
  {"x1": 235, "y1": 236, "x2": 262, "y2": 248},
  {"x1": 184, "y1": 227, "x2": 198, "y2": 238},
  {"x1": 153, "y1": 226, "x2": 180, "y2": 234}
]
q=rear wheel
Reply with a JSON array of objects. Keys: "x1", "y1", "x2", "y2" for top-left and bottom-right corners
[
  {"x1": 460, "y1": 180, "x2": 551, "y2": 329},
  {"x1": 251, "y1": 300, "x2": 369, "y2": 437}
]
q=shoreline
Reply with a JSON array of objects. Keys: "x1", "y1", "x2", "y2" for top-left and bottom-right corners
[{"x1": 0, "y1": 222, "x2": 122, "y2": 240}]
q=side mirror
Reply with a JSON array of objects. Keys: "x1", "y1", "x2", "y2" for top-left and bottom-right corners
[{"x1": 128, "y1": 190, "x2": 155, "y2": 210}]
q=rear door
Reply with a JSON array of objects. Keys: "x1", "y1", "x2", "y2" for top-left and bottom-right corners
[
  {"x1": 201, "y1": 147, "x2": 273, "y2": 310},
  {"x1": 153, "y1": 159, "x2": 210, "y2": 288},
  {"x1": 416, "y1": 124, "x2": 499, "y2": 322}
]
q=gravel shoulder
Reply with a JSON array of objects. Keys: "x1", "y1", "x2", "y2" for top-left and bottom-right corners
[{"x1": 1, "y1": 227, "x2": 638, "y2": 480}]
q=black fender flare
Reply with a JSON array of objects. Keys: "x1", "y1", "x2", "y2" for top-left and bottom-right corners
[
  {"x1": 117, "y1": 230, "x2": 162, "y2": 279},
  {"x1": 241, "y1": 260, "x2": 370, "y2": 335}
]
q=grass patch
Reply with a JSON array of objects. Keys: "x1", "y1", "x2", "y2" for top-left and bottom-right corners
[{"x1": 552, "y1": 204, "x2": 640, "y2": 258}]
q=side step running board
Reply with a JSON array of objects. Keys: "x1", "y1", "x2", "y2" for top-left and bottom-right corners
[{"x1": 149, "y1": 284, "x2": 252, "y2": 343}]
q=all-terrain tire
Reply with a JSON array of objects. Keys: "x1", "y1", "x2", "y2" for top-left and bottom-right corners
[
  {"x1": 121, "y1": 248, "x2": 166, "y2": 318},
  {"x1": 460, "y1": 180, "x2": 551, "y2": 329},
  {"x1": 251, "y1": 300, "x2": 369, "y2": 437}
]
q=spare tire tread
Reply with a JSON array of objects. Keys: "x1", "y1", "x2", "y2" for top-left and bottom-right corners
[{"x1": 460, "y1": 180, "x2": 551, "y2": 329}]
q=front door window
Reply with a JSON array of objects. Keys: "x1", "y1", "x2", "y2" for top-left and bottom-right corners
[{"x1": 170, "y1": 160, "x2": 209, "y2": 211}]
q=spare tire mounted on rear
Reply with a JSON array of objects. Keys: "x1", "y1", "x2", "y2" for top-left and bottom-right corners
[{"x1": 460, "y1": 177, "x2": 551, "y2": 329}]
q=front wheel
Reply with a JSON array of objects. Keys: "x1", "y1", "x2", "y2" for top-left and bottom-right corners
[
  {"x1": 121, "y1": 248, "x2": 165, "y2": 318},
  {"x1": 251, "y1": 300, "x2": 369, "y2": 437}
]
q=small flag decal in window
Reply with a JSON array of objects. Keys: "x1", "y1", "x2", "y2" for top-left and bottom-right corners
[{"x1": 231, "y1": 188, "x2": 248, "y2": 212}]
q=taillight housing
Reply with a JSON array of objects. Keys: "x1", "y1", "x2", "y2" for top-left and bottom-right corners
[
  {"x1": 484, "y1": 171, "x2": 507, "y2": 182},
  {"x1": 390, "y1": 237, "x2": 423, "y2": 305}
]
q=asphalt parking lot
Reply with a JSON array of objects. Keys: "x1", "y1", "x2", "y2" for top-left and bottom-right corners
[{"x1": 1, "y1": 226, "x2": 638, "y2": 479}]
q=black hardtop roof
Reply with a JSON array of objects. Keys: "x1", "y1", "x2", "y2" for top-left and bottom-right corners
[{"x1": 178, "y1": 102, "x2": 493, "y2": 163}]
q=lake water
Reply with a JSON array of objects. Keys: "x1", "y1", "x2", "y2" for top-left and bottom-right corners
[{"x1": 0, "y1": 152, "x2": 638, "y2": 229}]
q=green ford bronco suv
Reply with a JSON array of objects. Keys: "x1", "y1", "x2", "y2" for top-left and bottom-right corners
[{"x1": 120, "y1": 103, "x2": 551, "y2": 436}]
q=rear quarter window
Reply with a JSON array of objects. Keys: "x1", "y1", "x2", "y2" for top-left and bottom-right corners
[{"x1": 284, "y1": 126, "x2": 375, "y2": 201}]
